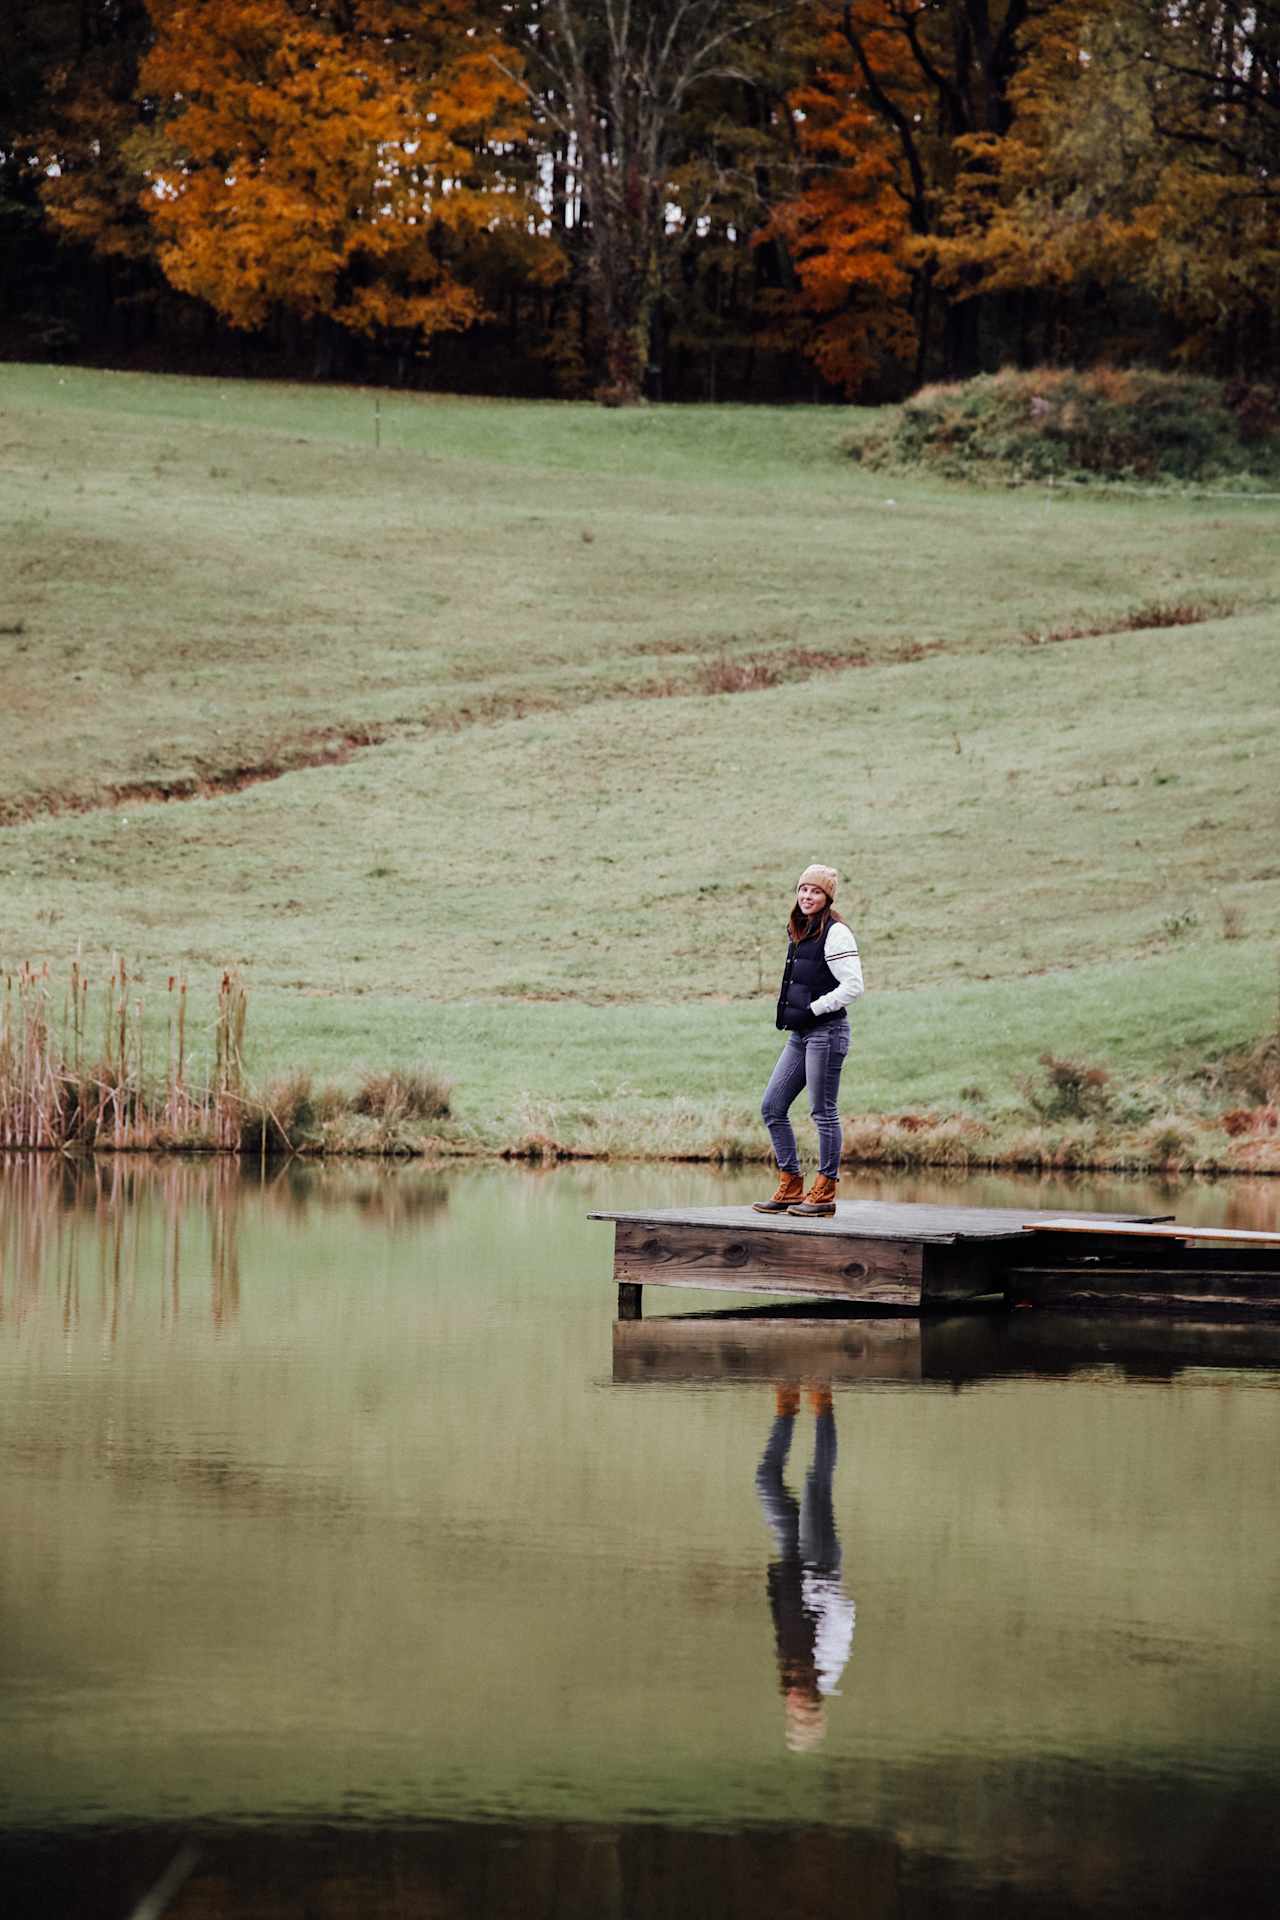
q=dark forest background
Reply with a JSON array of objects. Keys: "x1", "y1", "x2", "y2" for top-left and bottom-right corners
[{"x1": 1, "y1": 2, "x2": 1276, "y2": 403}]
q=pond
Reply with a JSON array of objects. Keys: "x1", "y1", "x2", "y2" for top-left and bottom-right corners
[{"x1": 2, "y1": 1157, "x2": 1278, "y2": 1918}]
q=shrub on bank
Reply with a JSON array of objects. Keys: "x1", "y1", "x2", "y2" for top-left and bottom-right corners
[
  {"x1": 854, "y1": 368, "x2": 1280, "y2": 488},
  {"x1": 353, "y1": 1065, "x2": 453, "y2": 1123}
]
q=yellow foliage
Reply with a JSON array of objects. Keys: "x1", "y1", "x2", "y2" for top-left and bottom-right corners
[
  {"x1": 926, "y1": 0, "x2": 1279, "y2": 360},
  {"x1": 134, "y1": 0, "x2": 536, "y2": 339}
]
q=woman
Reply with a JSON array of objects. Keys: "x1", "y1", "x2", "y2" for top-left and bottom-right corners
[{"x1": 754, "y1": 864, "x2": 863, "y2": 1217}]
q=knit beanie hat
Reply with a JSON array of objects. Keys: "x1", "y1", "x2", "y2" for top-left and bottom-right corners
[{"x1": 797, "y1": 863, "x2": 838, "y2": 903}]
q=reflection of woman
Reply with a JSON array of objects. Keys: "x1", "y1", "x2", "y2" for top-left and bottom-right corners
[
  {"x1": 755, "y1": 1386, "x2": 855, "y2": 1752},
  {"x1": 754, "y1": 865, "x2": 863, "y2": 1218}
]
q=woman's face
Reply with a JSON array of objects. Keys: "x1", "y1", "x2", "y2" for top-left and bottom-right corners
[{"x1": 796, "y1": 883, "x2": 828, "y2": 915}]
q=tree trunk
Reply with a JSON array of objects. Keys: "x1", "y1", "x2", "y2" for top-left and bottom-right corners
[
  {"x1": 913, "y1": 264, "x2": 935, "y2": 385},
  {"x1": 943, "y1": 297, "x2": 980, "y2": 380},
  {"x1": 594, "y1": 209, "x2": 661, "y2": 403}
]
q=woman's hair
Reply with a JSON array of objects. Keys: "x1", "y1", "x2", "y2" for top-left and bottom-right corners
[{"x1": 787, "y1": 899, "x2": 845, "y2": 943}]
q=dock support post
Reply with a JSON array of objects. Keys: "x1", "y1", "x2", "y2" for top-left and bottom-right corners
[{"x1": 617, "y1": 1283, "x2": 643, "y2": 1321}]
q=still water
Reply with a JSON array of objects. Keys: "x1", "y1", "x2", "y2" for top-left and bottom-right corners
[{"x1": 2, "y1": 1156, "x2": 1278, "y2": 1918}]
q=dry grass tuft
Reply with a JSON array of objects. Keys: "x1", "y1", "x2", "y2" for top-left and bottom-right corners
[
  {"x1": 1220, "y1": 1104, "x2": 1278, "y2": 1138},
  {"x1": 840, "y1": 1113, "x2": 992, "y2": 1168},
  {"x1": 0, "y1": 959, "x2": 252, "y2": 1151},
  {"x1": 353, "y1": 1064, "x2": 453, "y2": 1122},
  {"x1": 646, "y1": 644, "x2": 875, "y2": 700},
  {"x1": 1212, "y1": 1031, "x2": 1280, "y2": 1109},
  {"x1": 698, "y1": 656, "x2": 782, "y2": 694},
  {"x1": 1015, "y1": 1053, "x2": 1112, "y2": 1123}
]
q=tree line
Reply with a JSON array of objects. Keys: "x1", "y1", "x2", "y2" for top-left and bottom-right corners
[{"x1": 1, "y1": 1, "x2": 1275, "y2": 402}]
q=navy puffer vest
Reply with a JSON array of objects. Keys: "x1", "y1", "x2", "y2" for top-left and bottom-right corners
[{"x1": 775, "y1": 926, "x2": 842, "y2": 1032}]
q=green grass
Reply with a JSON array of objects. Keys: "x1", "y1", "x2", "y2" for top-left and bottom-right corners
[
  {"x1": 234, "y1": 940, "x2": 1273, "y2": 1129},
  {"x1": 1, "y1": 362, "x2": 1278, "y2": 1160}
]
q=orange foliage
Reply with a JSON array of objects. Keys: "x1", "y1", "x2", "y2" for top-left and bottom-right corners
[
  {"x1": 763, "y1": 6, "x2": 916, "y2": 394},
  {"x1": 135, "y1": 0, "x2": 533, "y2": 340}
]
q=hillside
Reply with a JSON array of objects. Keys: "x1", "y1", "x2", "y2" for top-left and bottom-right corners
[{"x1": 1, "y1": 365, "x2": 1277, "y2": 1163}]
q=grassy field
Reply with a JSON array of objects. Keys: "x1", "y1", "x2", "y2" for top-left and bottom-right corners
[{"x1": 2, "y1": 362, "x2": 1278, "y2": 1166}]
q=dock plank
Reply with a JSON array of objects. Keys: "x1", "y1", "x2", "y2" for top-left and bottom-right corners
[
  {"x1": 1027, "y1": 1219, "x2": 1280, "y2": 1246},
  {"x1": 591, "y1": 1201, "x2": 1163, "y2": 1243},
  {"x1": 612, "y1": 1218, "x2": 924, "y2": 1303},
  {"x1": 1007, "y1": 1266, "x2": 1280, "y2": 1314}
]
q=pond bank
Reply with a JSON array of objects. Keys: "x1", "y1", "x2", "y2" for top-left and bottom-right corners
[
  {"x1": 3, "y1": 960, "x2": 1277, "y2": 1173},
  {"x1": 3, "y1": 1111, "x2": 1278, "y2": 1177}
]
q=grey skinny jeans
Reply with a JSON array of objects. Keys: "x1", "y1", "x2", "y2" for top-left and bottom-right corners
[{"x1": 761, "y1": 1016, "x2": 850, "y2": 1180}]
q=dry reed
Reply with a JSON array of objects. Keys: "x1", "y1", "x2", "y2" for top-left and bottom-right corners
[{"x1": 0, "y1": 959, "x2": 254, "y2": 1152}]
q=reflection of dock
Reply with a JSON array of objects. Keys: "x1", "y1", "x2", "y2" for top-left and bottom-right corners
[
  {"x1": 613, "y1": 1309, "x2": 1280, "y2": 1387},
  {"x1": 590, "y1": 1201, "x2": 1280, "y2": 1317}
]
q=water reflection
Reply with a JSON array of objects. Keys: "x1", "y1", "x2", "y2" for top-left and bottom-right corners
[
  {"x1": 756, "y1": 1386, "x2": 854, "y2": 1751},
  {"x1": 614, "y1": 1306, "x2": 1280, "y2": 1388},
  {"x1": 0, "y1": 1153, "x2": 452, "y2": 1334},
  {"x1": 2, "y1": 1156, "x2": 1280, "y2": 1920}
]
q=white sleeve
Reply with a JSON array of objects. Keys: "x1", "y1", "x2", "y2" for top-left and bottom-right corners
[
  {"x1": 802, "y1": 1570, "x2": 856, "y2": 1695},
  {"x1": 809, "y1": 924, "x2": 864, "y2": 1016}
]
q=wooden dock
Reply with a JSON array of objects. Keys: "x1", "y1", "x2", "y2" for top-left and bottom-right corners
[{"x1": 589, "y1": 1201, "x2": 1280, "y2": 1318}]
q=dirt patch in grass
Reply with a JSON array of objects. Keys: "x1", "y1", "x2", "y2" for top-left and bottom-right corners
[
  {"x1": 639, "y1": 643, "x2": 928, "y2": 700},
  {"x1": 693, "y1": 646, "x2": 872, "y2": 695},
  {"x1": 0, "y1": 725, "x2": 391, "y2": 826},
  {"x1": 1020, "y1": 600, "x2": 1235, "y2": 647}
]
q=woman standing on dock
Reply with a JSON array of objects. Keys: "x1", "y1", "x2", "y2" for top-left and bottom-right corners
[{"x1": 754, "y1": 865, "x2": 863, "y2": 1218}]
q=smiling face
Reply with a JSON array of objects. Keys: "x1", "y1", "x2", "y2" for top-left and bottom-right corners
[{"x1": 796, "y1": 882, "x2": 828, "y2": 916}]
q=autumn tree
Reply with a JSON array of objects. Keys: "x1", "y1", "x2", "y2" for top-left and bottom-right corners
[
  {"x1": 3, "y1": 0, "x2": 160, "y2": 356},
  {"x1": 128, "y1": 0, "x2": 533, "y2": 359},
  {"x1": 764, "y1": 2, "x2": 1046, "y2": 391},
  {"x1": 1142, "y1": 0, "x2": 1280, "y2": 371},
  {"x1": 12, "y1": 0, "x2": 153, "y2": 264},
  {"x1": 760, "y1": 8, "x2": 917, "y2": 395},
  {"x1": 846, "y1": 0, "x2": 1037, "y2": 377},
  {"x1": 499, "y1": 0, "x2": 796, "y2": 402},
  {"x1": 931, "y1": 0, "x2": 1280, "y2": 375}
]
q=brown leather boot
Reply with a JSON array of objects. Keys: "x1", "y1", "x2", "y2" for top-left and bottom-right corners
[
  {"x1": 788, "y1": 1174, "x2": 838, "y2": 1217},
  {"x1": 752, "y1": 1169, "x2": 805, "y2": 1213}
]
